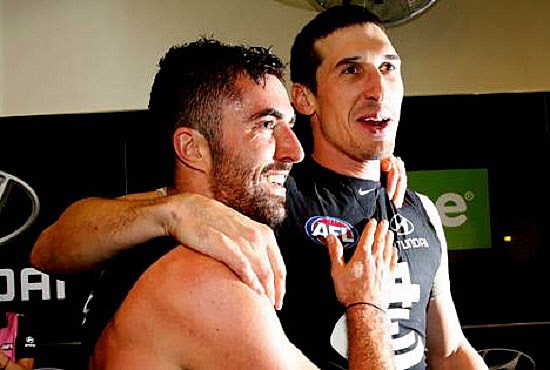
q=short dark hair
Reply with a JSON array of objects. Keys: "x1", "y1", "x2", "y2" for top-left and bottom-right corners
[
  {"x1": 149, "y1": 37, "x2": 285, "y2": 138},
  {"x1": 148, "y1": 37, "x2": 285, "y2": 184},
  {"x1": 290, "y1": 5, "x2": 384, "y2": 94}
]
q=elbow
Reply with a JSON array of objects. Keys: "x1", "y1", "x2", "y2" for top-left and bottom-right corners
[
  {"x1": 29, "y1": 242, "x2": 52, "y2": 274},
  {"x1": 427, "y1": 341, "x2": 488, "y2": 370},
  {"x1": 29, "y1": 246, "x2": 72, "y2": 278},
  {"x1": 29, "y1": 229, "x2": 59, "y2": 275}
]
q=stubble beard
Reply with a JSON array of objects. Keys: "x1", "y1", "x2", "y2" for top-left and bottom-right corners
[{"x1": 210, "y1": 149, "x2": 287, "y2": 229}]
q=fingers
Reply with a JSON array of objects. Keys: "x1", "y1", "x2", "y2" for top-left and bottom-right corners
[
  {"x1": 267, "y1": 235, "x2": 287, "y2": 310},
  {"x1": 381, "y1": 155, "x2": 407, "y2": 209},
  {"x1": 372, "y1": 220, "x2": 397, "y2": 278},
  {"x1": 371, "y1": 220, "x2": 395, "y2": 282},
  {"x1": 215, "y1": 224, "x2": 278, "y2": 308},
  {"x1": 352, "y1": 219, "x2": 377, "y2": 264},
  {"x1": 218, "y1": 233, "x2": 266, "y2": 298},
  {"x1": 390, "y1": 243, "x2": 398, "y2": 273},
  {"x1": 259, "y1": 258, "x2": 276, "y2": 308},
  {"x1": 372, "y1": 220, "x2": 389, "y2": 260},
  {"x1": 392, "y1": 157, "x2": 406, "y2": 209},
  {"x1": 171, "y1": 194, "x2": 284, "y2": 307},
  {"x1": 327, "y1": 234, "x2": 344, "y2": 270},
  {"x1": 245, "y1": 225, "x2": 277, "y2": 308},
  {"x1": 382, "y1": 228, "x2": 394, "y2": 265},
  {"x1": 382, "y1": 158, "x2": 397, "y2": 202},
  {"x1": 382, "y1": 228, "x2": 397, "y2": 278},
  {"x1": 329, "y1": 219, "x2": 397, "y2": 308}
]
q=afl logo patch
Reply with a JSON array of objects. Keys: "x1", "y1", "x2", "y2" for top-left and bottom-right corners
[{"x1": 305, "y1": 216, "x2": 358, "y2": 249}]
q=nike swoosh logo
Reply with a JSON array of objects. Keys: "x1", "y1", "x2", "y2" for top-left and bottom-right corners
[{"x1": 358, "y1": 188, "x2": 376, "y2": 196}]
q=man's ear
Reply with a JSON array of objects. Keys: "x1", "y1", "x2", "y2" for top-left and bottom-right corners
[
  {"x1": 173, "y1": 127, "x2": 210, "y2": 171},
  {"x1": 291, "y1": 83, "x2": 316, "y2": 116}
]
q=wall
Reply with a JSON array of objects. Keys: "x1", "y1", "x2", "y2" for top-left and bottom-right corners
[
  {"x1": 389, "y1": 0, "x2": 550, "y2": 94},
  {"x1": 0, "y1": 0, "x2": 313, "y2": 116},
  {"x1": 1, "y1": 0, "x2": 549, "y2": 116}
]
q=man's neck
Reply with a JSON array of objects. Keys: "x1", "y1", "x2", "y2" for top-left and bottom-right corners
[
  {"x1": 311, "y1": 149, "x2": 381, "y2": 181},
  {"x1": 172, "y1": 168, "x2": 214, "y2": 198}
]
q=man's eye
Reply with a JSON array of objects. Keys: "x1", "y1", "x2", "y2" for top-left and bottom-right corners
[
  {"x1": 262, "y1": 120, "x2": 276, "y2": 130},
  {"x1": 343, "y1": 65, "x2": 360, "y2": 75},
  {"x1": 380, "y1": 62, "x2": 396, "y2": 73}
]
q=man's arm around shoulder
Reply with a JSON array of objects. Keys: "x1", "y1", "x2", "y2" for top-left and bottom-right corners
[
  {"x1": 30, "y1": 190, "x2": 168, "y2": 276},
  {"x1": 30, "y1": 191, "x2": 285, "y2": 308}
]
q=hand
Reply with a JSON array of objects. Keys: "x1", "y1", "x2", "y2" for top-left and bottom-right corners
[
  {"x1": 381, "y1": 155, "x2": 406, "y2": 208},
  {"x1": 328, "y1": 219, "x2": 397, "y2": 310},
  {"x1": 166, "y1": 194, "x2": 285, "y2": 309}
]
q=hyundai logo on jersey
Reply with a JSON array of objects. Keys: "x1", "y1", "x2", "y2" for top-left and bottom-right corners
[
  {"x1": 389, "y1": 214, "x2": 415, "y2": 236},
  {"x1": 305, "y1": 216, "x2": 358, "y2": 249}
]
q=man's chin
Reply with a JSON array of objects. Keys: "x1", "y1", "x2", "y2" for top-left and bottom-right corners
[{"x1": 262, "y1": 205, "x2": 287, "y2": 229}]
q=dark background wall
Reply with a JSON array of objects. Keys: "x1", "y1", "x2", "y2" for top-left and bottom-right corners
[
  {"x1": 0, "y1": 113, "x2": 133, "y2": 368},
  {"x1": 398, "y1": 92, "x2": 550, "y2": 369},
  {"x1": 398, "y1": 92, "x2": 550, "y2": 323},
  {"x1": 1, "y1": 92, "x2": 548, "y2": 369}
]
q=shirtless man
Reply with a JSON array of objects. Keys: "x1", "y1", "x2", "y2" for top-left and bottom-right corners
[{"x1": 75, "y1": 38, "x2": 396, "y2": 369}]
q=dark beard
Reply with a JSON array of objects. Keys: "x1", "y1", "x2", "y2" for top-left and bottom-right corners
[{"x1": 210, "y1": 149, "x2": 288, "y2": 229}]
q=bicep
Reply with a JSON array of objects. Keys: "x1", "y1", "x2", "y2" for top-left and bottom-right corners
[
  {"x1": 420, "y1": 194, "x2": 461, "y2": 353},
  {"x1": 418, "y1": 194, "x2": 450, "y2": 297},
  {"x1": 419, "y1": 194, "x2": 485, "y2": 367},
  {"x1": 420, "y1": 196, "x2": 464, "y2": 358}
]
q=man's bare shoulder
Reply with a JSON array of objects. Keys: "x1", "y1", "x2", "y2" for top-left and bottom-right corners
[
  {"x1": 121, "y1": 245, "x2": 264, "y2": 329},
  {"x1": 99, "y1": 246, "x2": 282, "y2": 368},
  {"x1": 141, "y1": 246, "x2": 247, "y2": 300}
]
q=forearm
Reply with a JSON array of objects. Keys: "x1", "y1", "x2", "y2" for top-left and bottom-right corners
[
  {"x1": 347, "y1": 304, "x2": 395, "y2": 370},
  {"x1": 31, "y1": 192, "x2": 170, "y2": 275},
  {"x1": 426, "y1": 294, "x2": 488, "y2": 370}
]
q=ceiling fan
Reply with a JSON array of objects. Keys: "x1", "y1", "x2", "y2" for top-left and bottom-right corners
[{"x1": 313, "y1": 0, "x2": 438, "y2": 27}]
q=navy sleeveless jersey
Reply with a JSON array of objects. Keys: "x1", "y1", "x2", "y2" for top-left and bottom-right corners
[{"x1": 277, "y1": 157, "x2": 443, "y2": 370}]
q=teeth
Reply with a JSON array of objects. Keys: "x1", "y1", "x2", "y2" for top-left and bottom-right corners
[
  {"x1": 364, "y1": 116, "x2": 389, "y2": 122},
  {"x1": 267, "y1": 174, "x2": 287, "y2": 185}
]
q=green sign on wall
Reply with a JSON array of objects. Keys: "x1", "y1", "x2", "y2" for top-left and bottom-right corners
[{"x1": 408, "y1": 168, "x2": 492, "y2": 250}]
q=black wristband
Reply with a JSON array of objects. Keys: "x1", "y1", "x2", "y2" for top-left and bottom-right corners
[{"x1": 346, "y1": 301, "x2": 386, "y2": 313}]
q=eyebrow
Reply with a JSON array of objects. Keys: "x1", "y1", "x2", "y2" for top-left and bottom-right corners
[
  {"x1": 250, "y1": 108, "x2": 296, "y2": 125},
  {"x1": 385, "y1": 54, "x2": 401, "y2": 61},
  {"x1": 335, "y1": 54, "x2": 401, "y2": 68}
]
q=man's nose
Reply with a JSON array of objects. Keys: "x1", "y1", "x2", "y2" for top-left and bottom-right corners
[
  {"x1": 275, "y1": 125, "x2": 304, "y2": 164},
  {"x1": 362, "y1": 67, "x2": 384, "y2": 102}
]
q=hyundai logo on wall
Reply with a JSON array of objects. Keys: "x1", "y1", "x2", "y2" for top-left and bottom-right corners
[{"x1": 0, "y1": 171, "x2": 40, "y2": 246}]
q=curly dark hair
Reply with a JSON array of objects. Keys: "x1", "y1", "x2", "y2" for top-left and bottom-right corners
[
  {"x1": 147, "y1": 37, "x2": 285, "y2": 184},
  {"x1": 150, "y1": 37, "x2": 284, "y2": 135}
]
